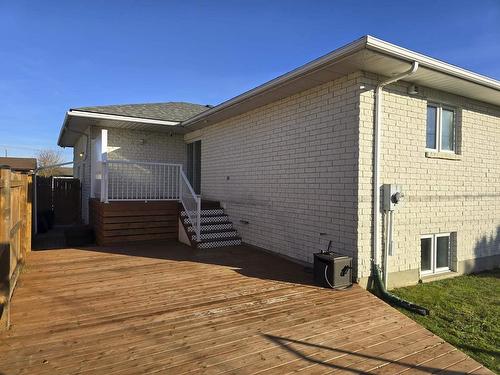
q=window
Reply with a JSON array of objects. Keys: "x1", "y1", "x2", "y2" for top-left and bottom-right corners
[
  {"x1": 426, "y1": 104, "x2": 456, "y2": 152},
  {"x1": 420, "y1": 233, "x2": 451, "y2": 275}
]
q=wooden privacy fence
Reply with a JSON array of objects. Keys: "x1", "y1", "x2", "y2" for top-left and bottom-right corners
[
  {"x1": 36, "y1": 176, "x2": 81, "y2": 228},
  {"x1": 0, "y1": 167, "x2": 32, "y2": 330}
]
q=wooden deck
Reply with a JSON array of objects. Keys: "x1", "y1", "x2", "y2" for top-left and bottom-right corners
[{"x1": 0, "y1": 242, "x2": 491, "y2": 374}]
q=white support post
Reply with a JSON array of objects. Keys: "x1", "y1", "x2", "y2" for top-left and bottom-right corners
[{"x1": 100, "y1": 129, "x2": 108, "y2": 203}]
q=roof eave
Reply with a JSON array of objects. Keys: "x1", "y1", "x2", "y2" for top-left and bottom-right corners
[
  {"x1": 68, "y1": 109, "x2": 180, "y2": 126},
  {"x1": 181, "y1": 35, "x2": 369, "y2": 128},
  {"x1": 182, "y1": 35, "x2": 500, "y2": 129},
  {"x1": 364, "y1": 35, "x2": 500, "y2": 90},
  {"x1": 57, "y1": 113, "x2": 71, "y2": 147},
  {"x1": 58, "y1": 110, "x2": 182, "y2": 147}
]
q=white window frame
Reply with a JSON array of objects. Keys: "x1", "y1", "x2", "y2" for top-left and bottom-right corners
[
  {"x1": 420, "y1": 233, "x2": 451, "y2": 276},
  {"x1": 426, "y1": 103, "x2": 456, "y2": 153}
]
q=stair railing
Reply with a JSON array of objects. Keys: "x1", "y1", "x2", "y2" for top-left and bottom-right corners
[{"x1": 179, "y1": 169, "x2": 201, "y2": 242}]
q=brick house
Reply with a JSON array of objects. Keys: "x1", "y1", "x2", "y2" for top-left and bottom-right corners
[{"x1": 58, "y1": 36, "x2": 500, "y2": 288}]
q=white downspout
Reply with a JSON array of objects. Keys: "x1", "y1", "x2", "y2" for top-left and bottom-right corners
[{"x1": 372, "y1": 61, "x2": 419, "y2": 283}]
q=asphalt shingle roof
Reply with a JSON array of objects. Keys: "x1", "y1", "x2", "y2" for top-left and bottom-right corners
[
  {"x1": 74, "y1": 102, "x2": 211, "y2": 122},
  {"x1": 0, "y1": 157, "x2": 37, "y2": 171}
]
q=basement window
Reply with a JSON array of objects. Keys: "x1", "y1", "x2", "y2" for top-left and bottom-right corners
[
  {"x1": 420, "y1": 233, "x2": 451, "y2": 275},
  {"x1": 426, "y1": 104, "x2": 456, "y2": 153}
]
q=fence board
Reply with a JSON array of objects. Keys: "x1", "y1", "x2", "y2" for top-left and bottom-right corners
[
  {"x1": 36, "y1": 176, "x2": 81, "y2": 228},
  {"x1": 0, "y1": 167, "x2": 32, "y2": 331}
]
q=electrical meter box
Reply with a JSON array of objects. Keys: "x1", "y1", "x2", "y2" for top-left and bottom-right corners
[{"x1": 383, "y1": 184, "x2": 403, "y2": 211}]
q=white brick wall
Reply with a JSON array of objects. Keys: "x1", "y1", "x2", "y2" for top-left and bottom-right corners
[
  {"x1": 105, "y1": 127, "x2": 186, "y2": 166},
  {"x1": 74, "y1": 126, "x2": 187, "y2": 220},
  {"x1": 185, "y1": 73, "x2": 362, "y2": 264},
  {"x1": 358, "y1": 71, "x2": 500, "y2": 283},
  {"x1": 105, "y1": 128, "x2": 186, "y2": 200},
  {"x1": 70, "y1": 69, "x2": 500, "y2": 287}
]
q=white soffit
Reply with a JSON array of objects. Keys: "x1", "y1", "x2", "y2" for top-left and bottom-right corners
[
  {"x1": 58, "y1": 113, "x2": 185, "y2": 147},
  {"x1": 359, "y1": 49, "x2": 500, "y2": 106},
  {"x1": 183, "y1": 36, "x2": 500, "y2": 130}
]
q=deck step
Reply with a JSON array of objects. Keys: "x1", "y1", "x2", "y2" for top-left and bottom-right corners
[
  {"x1": 197, "y1": 237, "x2": 242, "y2": 249},
  {"x1": 183, "y1": 215, "x2": 229, "y2": 225},
  {"x1": 180, "y1": 206, "x2": 241, "y2": 249},
  {"x1": 181, "y1": 209, "x2": 225, "y2": 217},
  {"x1": 191, "y1": 230, "x2": 238, "y2": 241},
  {"x1": 186, "y1": 223, "x2": 233, "y2": 233}
]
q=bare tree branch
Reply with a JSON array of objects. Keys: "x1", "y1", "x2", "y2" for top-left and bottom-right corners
[{"x1": 36, "y1": 149, "x2": 64, "y2": 177}]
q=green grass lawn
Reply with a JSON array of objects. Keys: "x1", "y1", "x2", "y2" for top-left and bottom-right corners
[{"x1": 392, "y1": 269, "x2": 500, "y2": 374}]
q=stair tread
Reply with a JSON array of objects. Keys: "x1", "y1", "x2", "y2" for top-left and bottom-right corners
[
  {"x1": 197, "y1": 229, "x2": 237, "y2": 235},
  {"x1": 181, "y1": 211, "x2": 225, "y2": 217},
  {"x1": 192, "y1": 231, "x2": 238, "y2": 240},
  {"x1": 183, "y1": 215, "x2": 229, "y2": 221},
  {"x1": 197, "y1": 238, "x2": 242, "y2": 248},
  {"x1": 187, "y1": 221, "x2": 233, "y2": 228},
  {"x1": 199, "y1": 236, "x2": 241, "y2": 243}
]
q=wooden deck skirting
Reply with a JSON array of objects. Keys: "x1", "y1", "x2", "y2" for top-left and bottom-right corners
[
  {"x1": 89, "y1": 199, "x2": 178, "y2": 246},
  {"x1": 0, "y1": 242, "x2": 491, "y2": 374}
]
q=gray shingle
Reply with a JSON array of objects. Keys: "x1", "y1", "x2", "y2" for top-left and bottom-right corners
[{"x1": 74, "y1": 102, "x2": 210, "y2": 122}]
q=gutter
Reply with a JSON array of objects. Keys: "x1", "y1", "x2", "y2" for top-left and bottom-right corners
[
  {"x1": 181, "y1": 36, "x2": 369, "y2": 128},
  {"x1": 182, "y1": 36, "x2": 500, "y2": 129},
  {"x1": 372, "y1": 61, "x2": 419, "y2": 284},
  {"x1": 365, "y1": 36, "x2": 500, "y2": 90},
  {"x1": 67, "y1": 110, "x2": 180, "y2": 126},
  {"x1": 58, "y1": 110, "x2": 181, "y2": 147},
  {"x1": 57, "y1": 113, "x2": 71, "y2": 147}
]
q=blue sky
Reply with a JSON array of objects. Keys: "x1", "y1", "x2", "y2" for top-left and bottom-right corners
[{"x1": 1, "y1": 0, "x2": 499, "y2": 160}]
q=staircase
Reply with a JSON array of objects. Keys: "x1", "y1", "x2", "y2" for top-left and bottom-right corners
[{"x1": 180, "y1": 205, "x2": 242, "y2": 249}]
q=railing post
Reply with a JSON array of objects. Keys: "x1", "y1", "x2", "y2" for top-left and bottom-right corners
[
  {"x1": 179, "y1": 166, "x2": 183, "y2": 202},
  {"x1": 196, "y1": 196, "x2": 201, "y2": 242},
  {"x1": 100, "y1": 161, "x2": 108, "y2": 203},
  {"x1": 104, "y1": 161, "x2": 109, "y2": 203}
]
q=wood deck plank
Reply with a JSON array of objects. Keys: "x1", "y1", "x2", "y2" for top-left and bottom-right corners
[{"x1": 0, "y1": 241, "x2": 491, "y2": 375}]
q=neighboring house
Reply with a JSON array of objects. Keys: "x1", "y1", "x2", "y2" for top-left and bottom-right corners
[
  {"x1": 0, "y1": 157, "x2": 37, "y2": 172},
  {"x1": 54, "y1": 167, "x2": 74, "y2": 177},
  {"x1": 57, "y1": 36, "x2": 500, "y2": 288}
]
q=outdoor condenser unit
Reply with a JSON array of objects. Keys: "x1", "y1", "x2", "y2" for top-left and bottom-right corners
[{"x1": 313, "y1": 252, "x2": 353, "y2": 289}]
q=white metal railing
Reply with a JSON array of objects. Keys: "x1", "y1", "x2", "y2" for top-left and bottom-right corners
[
  {"x1": 179, "y1": 169, "x2": 201, "y2": 241},
  {"x1": 100, "y1": 160, "x2": 201, "y2": 241},
  {"x1": 102, "y1": 160, "x2": 182, "y2": 202}
]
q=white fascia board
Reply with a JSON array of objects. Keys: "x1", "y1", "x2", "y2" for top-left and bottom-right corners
[
  {"x1": 365, "y1": 36, "x2": 500, "y2": 90},
  {"x1": 182, "y1": 35, "x2": 500, "y2": 129},
  {"x1": 58, "y1": 110, "x2": 181, "y2": 147},
  {"x1": 68, "y1": 110, "x2": 180, "y2": 126},
  {"x1": 181, "y1": 36, "x2": 369, "y2": 127},
  {"x1": 57, "y1": 113, "x2": 71, "y2": 147}
]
